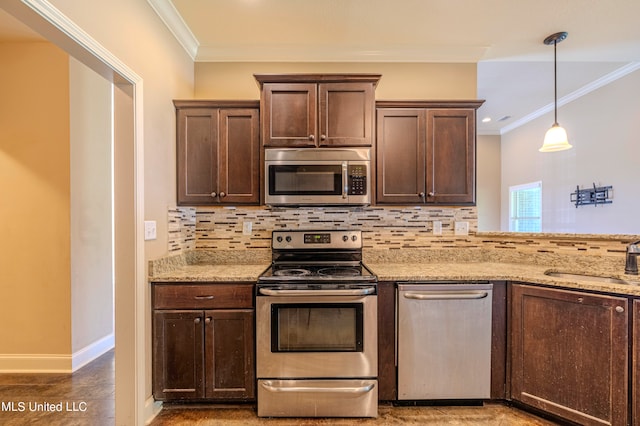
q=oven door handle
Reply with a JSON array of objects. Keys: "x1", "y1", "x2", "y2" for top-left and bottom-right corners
[
  {"x1": 258, "y1": 287, "x2": 376, "y2": 297},
  {"x1": 260, "y1": 381, "x2": 375, "y2": 395}
]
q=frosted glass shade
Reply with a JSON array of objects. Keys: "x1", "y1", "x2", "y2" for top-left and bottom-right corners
[{"x1": 540, "y1": 124, "x2": 572, "y2": 152}]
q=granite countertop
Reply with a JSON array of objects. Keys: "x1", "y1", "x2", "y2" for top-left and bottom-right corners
[
  {"x1": 366, "y1": 262, "x2": 640, "y2": 296},
  {"x1": 150, "y1": 263, "x2": 270, "y2": 283},
  {"x1": 148, "y1": 248, "x2": 640, "y2": 295}
]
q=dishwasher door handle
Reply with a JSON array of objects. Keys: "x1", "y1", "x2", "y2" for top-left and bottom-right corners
[{"x1": 402, "y1": 291, "x2": 488, "y2": 300}]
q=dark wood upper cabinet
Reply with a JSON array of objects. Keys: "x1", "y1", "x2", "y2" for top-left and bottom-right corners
[
  {"x1": 510, "y1": 283, "x2": 629, "y2": 426},
  {"x1": 426, "y1": 108, "x2": 476, "y2": 204},
  {"x1": 255, "y1": 74, "x2": 380, "y2": 148},
  {"x1": 175, "y1": 100, "x2": 259, "y2": 205},
  {"x1": 376, "y1": 108, "x2": 426, "y2": 204},
  {"x1": 376, "y1": 101, "x2": 482, "y2": 205}
]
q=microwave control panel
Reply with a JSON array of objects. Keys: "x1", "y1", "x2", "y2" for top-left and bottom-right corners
[{"x1": 348, "y1": 165, "x2": 367, "y2": 195}]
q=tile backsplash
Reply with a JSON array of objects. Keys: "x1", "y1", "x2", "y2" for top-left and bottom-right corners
[
  {"x1": 167, "y1": 206, "x2": 635, "y2": 269},
  {"x1": 168, "y1": 205, "x2": 477, "y2": 252}
]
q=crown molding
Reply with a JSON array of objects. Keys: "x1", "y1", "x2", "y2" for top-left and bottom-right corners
[
  {"x1": 501, "y1": 61, "x2": 640, "y2": 135},
  {"x1": 147, "y1": 0, "x2": 198, "y2": 60}
]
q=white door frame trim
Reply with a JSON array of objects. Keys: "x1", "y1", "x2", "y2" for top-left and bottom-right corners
[{"x1": 3, "y1": 0, "x2": 148, "y2": 424}]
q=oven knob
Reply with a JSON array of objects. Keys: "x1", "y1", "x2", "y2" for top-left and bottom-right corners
[
  {"x1": 342, "y1": 235, "x2": 348, "y2": 242},
  {"x1": 285, "y1": 236, "x2": 292, "y2": 242},
  {"x1": 276, "y1": 236, "x2": 283, "y2": 243},
  {"x1": 352, "y1": 235, "x2": 358, "y2": 242}
]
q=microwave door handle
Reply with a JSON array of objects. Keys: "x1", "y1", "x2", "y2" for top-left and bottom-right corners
[{"x1": 342, "y1": 162, "x2": 348, "y2": 199}]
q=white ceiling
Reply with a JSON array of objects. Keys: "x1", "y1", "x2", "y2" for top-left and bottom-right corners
[
  {"x1": 3, "y1": 1, "x2": 640, "y2": 134},
  {"x1": 152, "y1": 0, "x2": 640, "y2": 135}
]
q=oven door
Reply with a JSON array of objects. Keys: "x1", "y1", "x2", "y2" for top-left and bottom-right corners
[{"x1": 256, "y1": 288, "x2": 377, "y2": 378}]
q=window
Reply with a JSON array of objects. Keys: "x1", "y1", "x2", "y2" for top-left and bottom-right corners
[{"x1": 509, "y1": 181, "x2": 542, "y2": 232}]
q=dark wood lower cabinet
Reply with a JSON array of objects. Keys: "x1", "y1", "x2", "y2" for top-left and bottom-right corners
[
  {"x1": 634, "y1": 299, "x2": 640, "y2": 426},
  {"x1": 154, "y1": 309, "x2": 255, "y2": 401},
  {"x1": 152, "y1": 283, "x2": 255, "y2": 402},
  {"x1": 510, "y1": 284, "x2": 629, "y2": 426},
  {"x1": 377, "y1": 281, "x2": 396, "y2": 400}
]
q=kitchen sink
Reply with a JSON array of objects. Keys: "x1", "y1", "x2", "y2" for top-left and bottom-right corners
[{"x1": 544, "y1": 271, "x2": 629, "y2": 285}]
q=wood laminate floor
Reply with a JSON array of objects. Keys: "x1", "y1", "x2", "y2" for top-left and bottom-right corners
[
  {"x1": 0, "y1": 350, "x2": 559, "y2": 425},
  {"x1": 0, "y1": 349, "x2": 114, "y2": 426},
  {"x1": 151, "y1": 402, "x2": 561, "y2": 426}
]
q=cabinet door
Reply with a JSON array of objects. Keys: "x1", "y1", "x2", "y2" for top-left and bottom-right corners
[
  {"x1": 153, "y1": 310, "x2": 204, "y2": 400},
  {"x1": 511, "y1": 284, "x2": 628, "y2": 426},
  {"x1": 176, "y1": 108, "x2": 219, "y2": 205},
  {"x1": 218, "y1": 109, "x2": 260, "y2": 204},
  {"x1": 262, "y1": 83, "x2": 317, "y2": 147},
  {"x1": 375, "y1": 109, "x2": 426, "y2": 204},
  {"x1": 426, "y1": 109, "x2": 475, "y2": 204},
  {"x1": 319, "y1": 82, "x2": 374, "y2": 147},
  {"x1": 204, "y1": 309, "x2": 255, "y2": 400},
  {"x1": 634, "y1": 299, "x2": 640, "y2": 426}
]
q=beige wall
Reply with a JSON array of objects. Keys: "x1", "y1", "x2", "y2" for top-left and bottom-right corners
[
  {"x1": 195, "y1": 62, "x2": 477, "y2": 99},
  {"x1": 477, "y1": 135, "x2": 501, "y2": 231},
  {"x1": 69, "y1": 57, "x2": 114, "y2": 355},
  {"x1": 0, "y1": 42, "x2": 71, "y2": 359},
  {"x1": 500, "y1": 69, "x2": 640, "y2": 234}
]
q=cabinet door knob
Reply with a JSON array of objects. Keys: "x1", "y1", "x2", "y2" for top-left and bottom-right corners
[
  {"x1": 615, "y1": 306, "x2": 625, "y2": 313},
  {"x1": 219, "y1": 192, "x2": 226, "y2": 198},
  {"x1": 428, "y1": 192, "x2": 435, "y2": 197},
  {"x1": 210, "y1": 192, "x2": 217, "y2": 198},
  {"x1": 194, "y1": 318, "x2": 201, "y2": 324},
  {"x1": 320, "y1": 134, "x2": 326, "y2": 141},
  {"x1": 418, "y1": 192, "x2": 425, "y2": 197},
  {"x1": 308, "y1": 134, "x2": 315, "y2": 141},
  {"x1": 205, "y1": 317, "x2": 212, "y2": 324}
]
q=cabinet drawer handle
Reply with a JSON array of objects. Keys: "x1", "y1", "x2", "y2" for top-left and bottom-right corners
[
  {"x1": 194, "y1": 295, "x2": 214, "y2": 300},
  {"x1": 615, "y1": 306, "x2": 625, "y2": 313}
]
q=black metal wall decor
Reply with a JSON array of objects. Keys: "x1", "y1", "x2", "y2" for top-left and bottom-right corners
[{"x1": 570, "y1": 184, "x2": 613, "y2": 208}]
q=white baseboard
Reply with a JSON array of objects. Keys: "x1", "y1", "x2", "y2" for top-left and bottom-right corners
[
  {"x1": 0, "y1": 333, "x2": 114, "y2": 373},
  {"x1": 144, "y1": 397, "x2": 163, "y2": 425},
  {"x1": 0, "y1": 353, "x2": 72, "y2": 373},
  {"x1": 72, "y1": 333, "x2": 115, "y2": 371}
]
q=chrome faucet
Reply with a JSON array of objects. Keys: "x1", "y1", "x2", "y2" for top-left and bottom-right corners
[{"x1": 625, "y1": 240, "x2": 640, "y2": 275}]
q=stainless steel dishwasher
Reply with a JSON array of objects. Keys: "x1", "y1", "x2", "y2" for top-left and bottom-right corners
[{"x1": 397, "y1": 282, "x2": 493, "y2": 400}]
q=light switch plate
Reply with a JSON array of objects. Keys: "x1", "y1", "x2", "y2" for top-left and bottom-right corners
[
  {"x1": 144, "y1": 220, "x2": 157, "y2": 240},
  {"x1": 432, "y1": 220, "x2": 442, "y2": 235},
  {"x1": 242, "y1": 221, "x2": 252, "y2": 236},
  {"x1": 454, "y1": 221, "x2": 469, "y2": 236}
]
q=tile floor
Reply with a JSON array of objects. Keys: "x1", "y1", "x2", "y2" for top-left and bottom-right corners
[{"x1": 0, "y1": 350, "x2": 560, "y2": 425}]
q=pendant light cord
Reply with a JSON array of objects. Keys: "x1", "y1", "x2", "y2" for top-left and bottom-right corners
[{"x1": 553, "y1": 40, "x2": 558, "y2": 125}]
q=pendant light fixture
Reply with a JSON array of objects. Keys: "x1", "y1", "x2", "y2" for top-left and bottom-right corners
[{"x1": 540, "y1": 31, "x2": 572, "y2": 152}]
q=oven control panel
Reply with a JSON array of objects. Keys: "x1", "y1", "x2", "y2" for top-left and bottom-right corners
[{"x1": 272, "y1": 230, "x2": 362, "y2": 250}]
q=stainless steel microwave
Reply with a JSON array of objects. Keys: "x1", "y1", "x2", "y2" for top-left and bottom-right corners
[{"x1": 265, "y1": 148, "x2": 371, "y2": 206}]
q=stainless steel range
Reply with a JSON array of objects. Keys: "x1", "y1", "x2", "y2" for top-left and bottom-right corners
[{"x1": 256, "y1": 229, "x2": 378, "y2": 418}]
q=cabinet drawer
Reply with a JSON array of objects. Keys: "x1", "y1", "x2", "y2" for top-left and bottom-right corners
[{"x1": 153, "y1": 283, "x2": 253, "y2": 309}]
